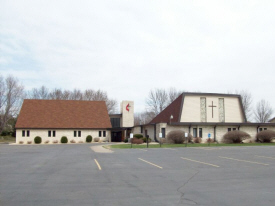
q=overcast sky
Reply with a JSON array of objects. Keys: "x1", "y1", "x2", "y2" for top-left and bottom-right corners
[{"x1": 0, "y1": 0, "x2": 275, "y2": 115}]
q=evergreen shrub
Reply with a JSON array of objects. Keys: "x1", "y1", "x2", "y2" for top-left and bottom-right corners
[
  {"x1": 61, "y1": 136, "x2": 68, "y2": 143},
  {"x1": 34, "y1": 136, "x2": 42, "y2": 144},
  {"x1": 86, "y1": 135, "x2": 92, "y2": 143}
]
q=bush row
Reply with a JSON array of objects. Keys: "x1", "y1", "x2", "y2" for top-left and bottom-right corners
[
  {"x1": 164, "y1": 130, "x2": 275, "y2": 144},
  {"x1": 26, "y1": 135, "x2": 95, "y2": 144}
]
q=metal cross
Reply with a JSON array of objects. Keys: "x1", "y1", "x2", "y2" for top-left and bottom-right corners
[{"x1": 208, "y1": 101, "x2": 217, "y2": 118}]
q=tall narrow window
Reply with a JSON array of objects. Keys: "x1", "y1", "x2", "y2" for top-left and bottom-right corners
[
  {"x1": 161, "y1": 128, "x2": 166, "y2": 138},
  {"x1": 199, "y1": 128, "x2": 202, "y2": 138},
  {"x1": 141, "y1": 126, "x2": 143, "y2": 133},
  {"x1": 27, "y1": 130, "x2": 30, "y2": 137},
  {"x1": 193, "y1": 128, "x2": 197, "y2": 137},
  {"x1": 48, "y1": 130, "x2": 51, "y2": 137},
  {"x1": 103, "y1": 131, "x2": 106, "y2": 137},
  {"x1": 99, "y1": 131, "x2": 102, "y2": 137},
  {"x1": 53, "y1": 131, "x2": 56, "y2": 137},
  {"x1": 78, "y1": 131, "x2": 81, "y2": 137},
  {"x1": 22, "y1": 130, "x2": 25, "y2": 137},
  {"x1": 228, "y1": 128, "x2": 231, "y2": 132},
  {"x1": 74, "y1": 131, "x2": 77, "y2": 137}
]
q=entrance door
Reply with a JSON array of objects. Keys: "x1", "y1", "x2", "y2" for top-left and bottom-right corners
[{"x1": 111, "y1": 131, "x2": 122, "y2": 142}]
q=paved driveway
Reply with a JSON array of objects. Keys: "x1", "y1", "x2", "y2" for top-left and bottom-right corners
[{"x1": 1, "y1": 144, "x2": 275, "y2": 206}]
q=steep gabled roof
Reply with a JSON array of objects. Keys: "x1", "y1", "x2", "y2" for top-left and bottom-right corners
[
  {"x1": 150, "y1": 94, "x2": 183, "y2": 124},
  {"x1": 15, "y1": 99, "x2": 112, "y2": 129},
  {"x1": 149, "y1": 92, "x2": 247, "y2": 124}
]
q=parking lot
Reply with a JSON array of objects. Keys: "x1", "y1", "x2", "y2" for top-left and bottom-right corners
[{"x1": 1, "y1": 144, "x2": 275, "y2": 206}]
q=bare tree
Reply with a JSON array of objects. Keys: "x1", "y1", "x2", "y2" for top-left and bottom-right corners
[
  {"x1": 254, "y1": 99, "x2": 273, "y2": 123},
  {"x1": 232, "y1": 90, "x2": 253, "y2": 121},
  {"x1": 0, "y1": 75, "x2": 24, "y2": 133},
  {"x1": 134, "y1": 111, "x2": 155, "y2": 125},
  {"x1": 48, "y1": 88, "x2": 63, "y2": 100},
  {"x1": 69, "y1": 89, "x2": 83, "y2": 100},
  {"x1": 146, "y1": 89, "x2": 168, "y2": 116},
  {"x1": 27, "y1": 86, "x2": 49, "y2": 99},
  {"x1": 168, "y1": 87, "x2": 183, "y2": 104}
]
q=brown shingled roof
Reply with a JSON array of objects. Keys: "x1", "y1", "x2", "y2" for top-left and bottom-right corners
[
  {"x1": 15, "y1": 99, "x2": 112, "y2": 129},
  {"x1": 150, "y1": 94, "x2": 183, "y2": 124}
]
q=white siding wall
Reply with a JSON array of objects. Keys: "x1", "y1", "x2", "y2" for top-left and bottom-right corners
[
  {"x1": 180, "y1": 95, "x2": 244, "y2": 123},
  {"x1": 16, "y1": 129, "x2": 110, "y2": 144}
]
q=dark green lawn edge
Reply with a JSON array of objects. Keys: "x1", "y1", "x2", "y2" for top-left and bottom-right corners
[{"x1": 107, "y1": 143, "x2": 275, "y2": 149}]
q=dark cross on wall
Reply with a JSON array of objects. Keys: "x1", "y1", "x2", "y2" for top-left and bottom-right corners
[{"x1": 208, "y1": 101, "x2": 217, "y2": 118}]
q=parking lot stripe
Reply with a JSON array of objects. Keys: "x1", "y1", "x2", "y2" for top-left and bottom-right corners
[
  {"x1": 163, "y1": 148, "x2": 177, "y2": 150},
  {"x1": 139, "y1": 149, "x2": 148, "y2": 151},
  {"x1": 180, "y1": 157, "x2": 220, "y2": 168},
  {"x1": 255, "y1": 155, "x2": 275, "y2": 160},
  {"x1": 94, "y1": 159, "x2": 102, "y2": 170},
  {"x1": 219, "y1": 156, "x2": 269, "y2": 166},
  {"x1": 138, "y1": 158, "x2": 163, "y2": 169}
]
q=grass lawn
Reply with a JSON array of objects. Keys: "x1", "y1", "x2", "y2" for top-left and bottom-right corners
[
  {"x1": 0, "y1": 136, "x2": 16, "y2": 143},
  {"x1": 107, "y1": 142, "x2": 275, "y2": 149}
]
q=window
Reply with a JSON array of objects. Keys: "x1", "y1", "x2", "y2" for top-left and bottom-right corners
[
  {"x1": 27, "y1": 130, "x2": 30, "y2": 137},
  {"x1": 199, "y1": 128, "x2": 202, "y2": 138},
  {"x1": 110, "y1": 118, "x2": 120, "y2": 128},
  {"x1": 233, "y1": 128, "x2": 237, "y2": 131},
  {"x1": 161, "y1": 128, "x2": 166, "y2": 138},
  {"x1": 103, "y1": 131, "x2": 106, "y2": 137},
  {"x1": 22, "y1": 130, "x2": 25, "y2": 137},
  {"x1": 228, "y1": 128, "x2": 232, "y2": 132},
  {"x1": 99, "y1": 131, "x2": 102, "y2": 137},
  {"x1": 259, "y1": 128, "x2": 263, "y2": 132},
  {"x1": 78, "y1": 131, "x2": 81, "y2": 137},
  {"x1": 48, "y1": 130, "x2": 51, "y2": 137},
  {"x1": 141, "y1": 126, "x2": 143, "y2": 133},
  {"x1": 74, "y1": 131, "x2": 77, "y2": 137},
  {"x1": 53, "y1": 131, "x2": 56, "y2": 137},
  {"x1": 193, "y1": 128, "x2": 197, "y2": 137},
  {"x1": 264, "y1": 128, "x2": 267, "y2": 130}
]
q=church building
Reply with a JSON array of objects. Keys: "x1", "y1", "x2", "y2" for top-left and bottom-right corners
[
  {"x1": 15, "y1": 99, "x2": 134, "y2": 144},
  {"x1": 133, "y1": 92, "x2": 275, "y2": 142}
]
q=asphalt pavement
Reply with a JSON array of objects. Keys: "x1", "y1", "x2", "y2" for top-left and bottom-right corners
[{"x1": 1, "y1": 143, "x2": 275, "y2": 206}]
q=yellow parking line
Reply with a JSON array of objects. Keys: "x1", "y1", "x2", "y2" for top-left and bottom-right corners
[
  {"x1": 138, "y1": 158, "x2": 162, "y2": 169},
  {"x1": 219, "y1": 156, "x2": 269, "y2": 166},
  {"x1": 255, "y1": 155, "x2": 275, "y2": 160},
  {"x1": 180, "y1": 157, "x2": 220, "y2": 168},
  {"x1": 94, "y1": 159, "x2": 102, "y2": 170}
]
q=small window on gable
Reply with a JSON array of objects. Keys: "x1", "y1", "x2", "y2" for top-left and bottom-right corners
[
  {"x1": 22, "y1": 130, "x2": 25, "y2": 137},
  {"x1": 103, "y1": 131, "x2": 106, "y2": 137},
  {"x1": 78, "y1": 131, "x2": 81, "y2": 137},
  {"x1": 99, "y1": 131, "x2": 102, "y2": 137},
  {"x1": 53, "y1": 131, "x2": 56, "y2": 137},
  {"x1": 74, "y1": 131, "x2": 77, "y2": 137},
  {"x1": 48, "y1": 130, "x2": 51, "y2": 137},
  {"x1": 27, "y1": 130, "x2": 30, "y2": 137}
]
